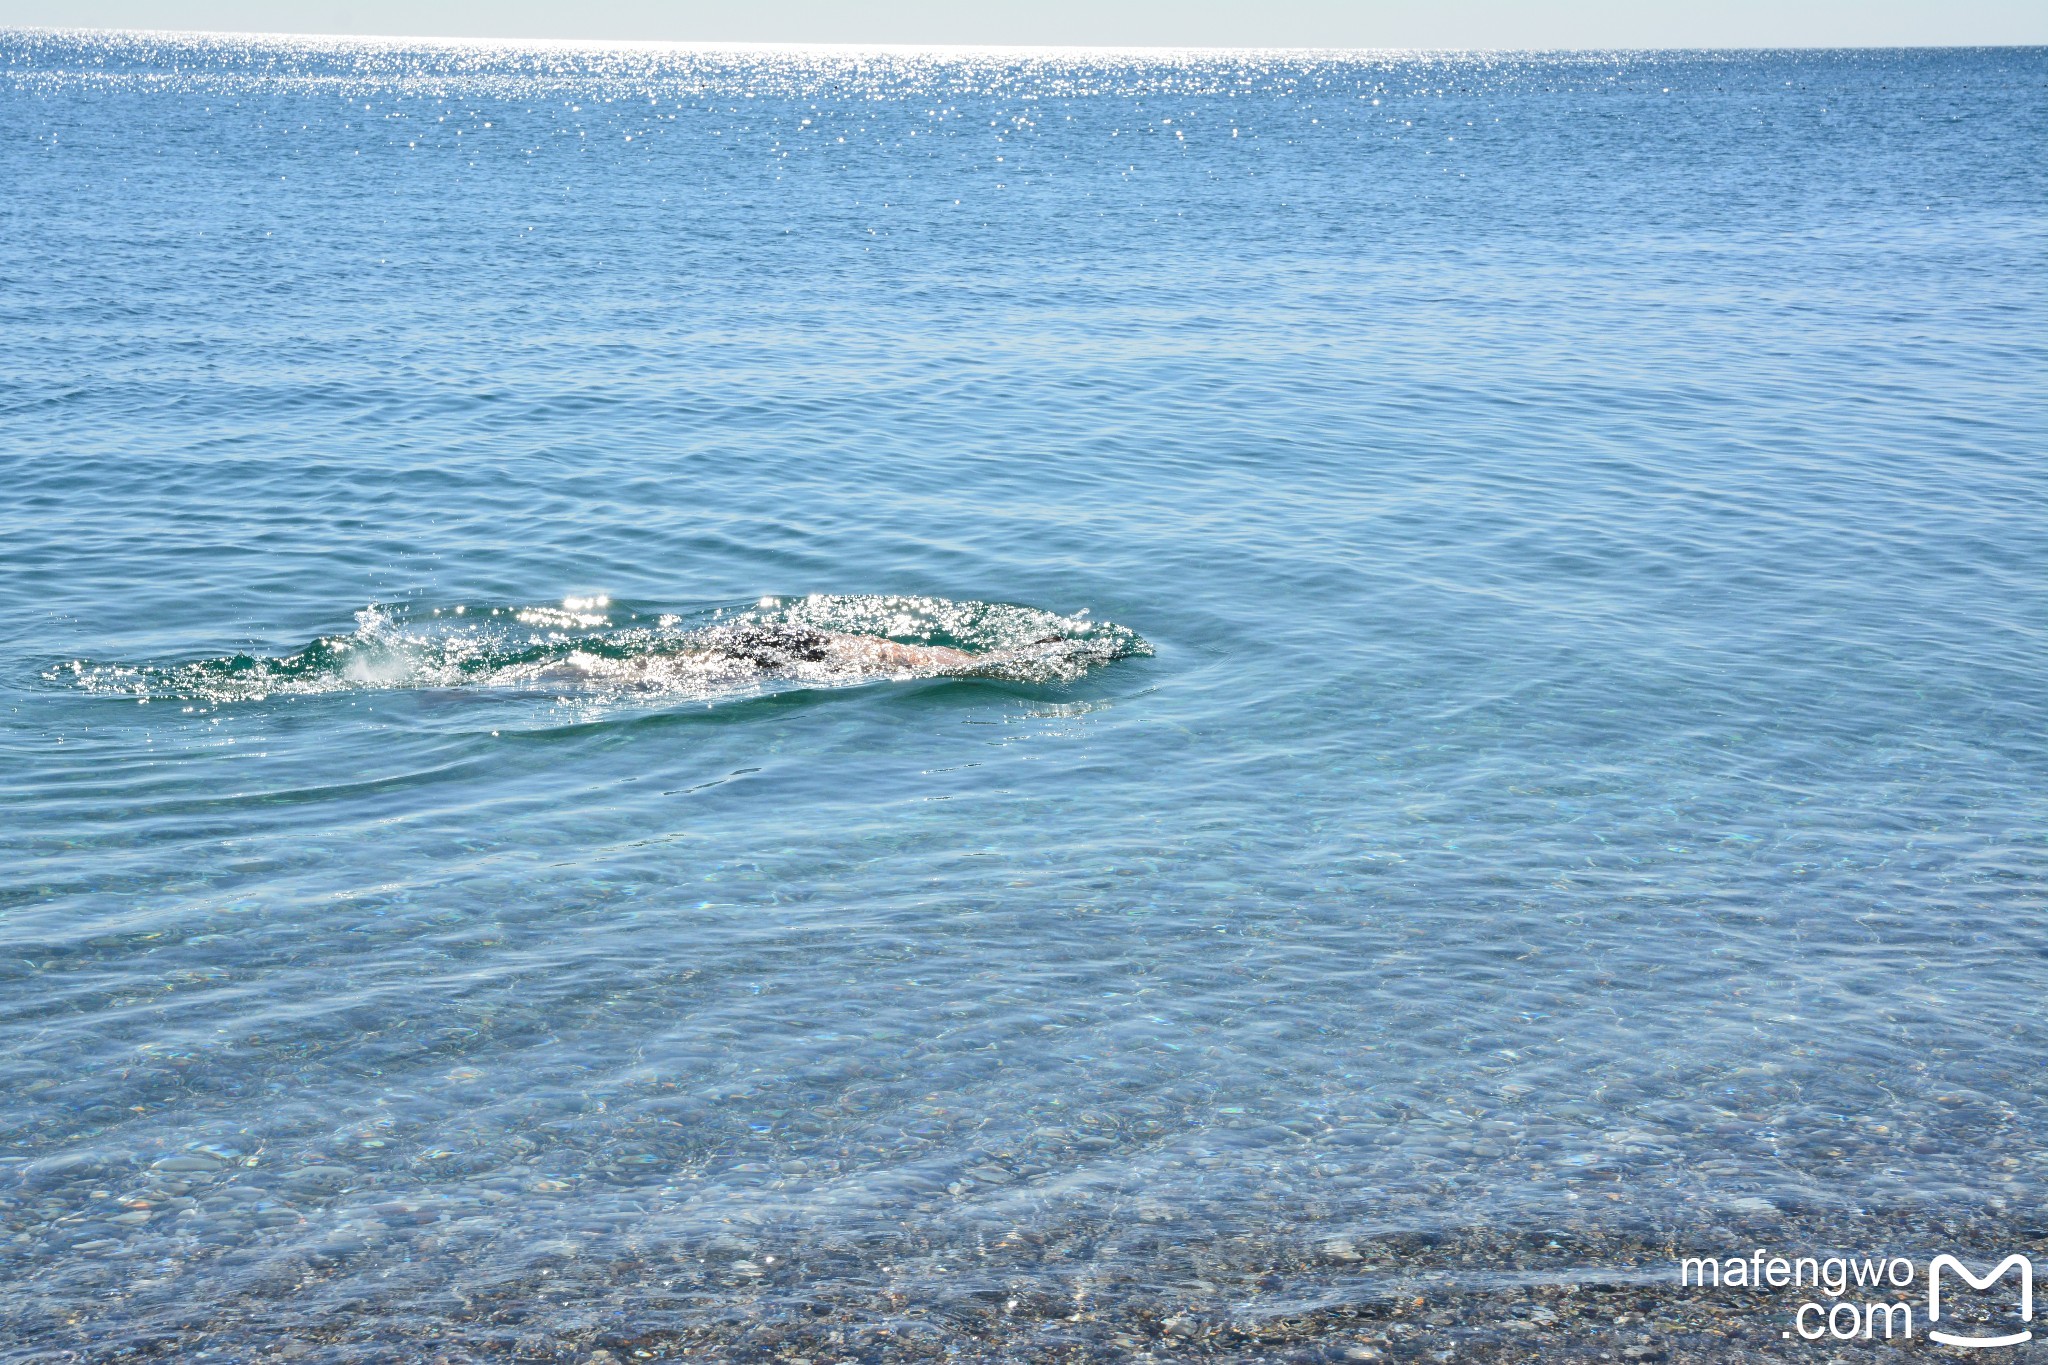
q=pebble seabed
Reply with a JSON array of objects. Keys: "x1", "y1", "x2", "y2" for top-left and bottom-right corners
[{"x1": 7, "y1": 1194, "x2": 2045, "y2": 1363}]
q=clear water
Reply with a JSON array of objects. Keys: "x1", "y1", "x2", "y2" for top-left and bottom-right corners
[{"x1": 2, "y1": 32, "x2": 2045, "y2": 1360}]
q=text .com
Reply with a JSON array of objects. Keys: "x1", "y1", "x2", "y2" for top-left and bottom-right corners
[{"x1": 1677, "y1": 1250, "x2": 2033, "y2": 1347}]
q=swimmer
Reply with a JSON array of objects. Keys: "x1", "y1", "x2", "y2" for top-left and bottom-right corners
[
  {"x1": 702, "y1": 621, "x2": 981, "y2": 673},
  {"x1": 530, "y1": 622, "x2": 1069, "y2": 688}
]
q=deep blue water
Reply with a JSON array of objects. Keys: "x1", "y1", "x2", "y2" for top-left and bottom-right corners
[{"x1": 2, "y1": 32, "x2": 2046, "y2": 1360}]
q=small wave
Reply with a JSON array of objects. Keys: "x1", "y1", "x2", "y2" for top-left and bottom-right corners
[{"x1": 53, "y1": 595, "x2": 1150, "y2": 705}]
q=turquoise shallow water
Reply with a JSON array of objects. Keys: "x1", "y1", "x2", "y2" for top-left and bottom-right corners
[{"x1": 2, "y1": 32, "x2": 2046, "y2": 1360}]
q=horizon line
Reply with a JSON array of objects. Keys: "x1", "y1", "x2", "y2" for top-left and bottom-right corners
[{"x1": 4, "y1": 24, "x2": 2044, "y2": 55}]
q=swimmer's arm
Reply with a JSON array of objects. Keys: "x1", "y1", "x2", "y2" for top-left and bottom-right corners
[
  {"x1": 839, "y1": 633, "x2": 1068, "y2": 673},
  {"x1": 934, "y1": 634, "x2": 1075, "y2": 675},
  {"x1": 840, "y1": 636, "x2": 977, "y2": 672}
]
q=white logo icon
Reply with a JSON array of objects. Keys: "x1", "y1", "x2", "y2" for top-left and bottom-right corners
[{"x1": 1927, "y1": 1254, "x2": 2034, "y2": 1349}]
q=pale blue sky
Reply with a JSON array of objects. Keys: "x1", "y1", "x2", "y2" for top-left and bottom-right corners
[{"x1": 2, "y1": 0, "x2": 2041, "y2": 48}]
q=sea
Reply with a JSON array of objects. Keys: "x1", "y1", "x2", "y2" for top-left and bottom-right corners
[{"x1": 2, "y1": 31, "x2": 2045, "y2": 1362}]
